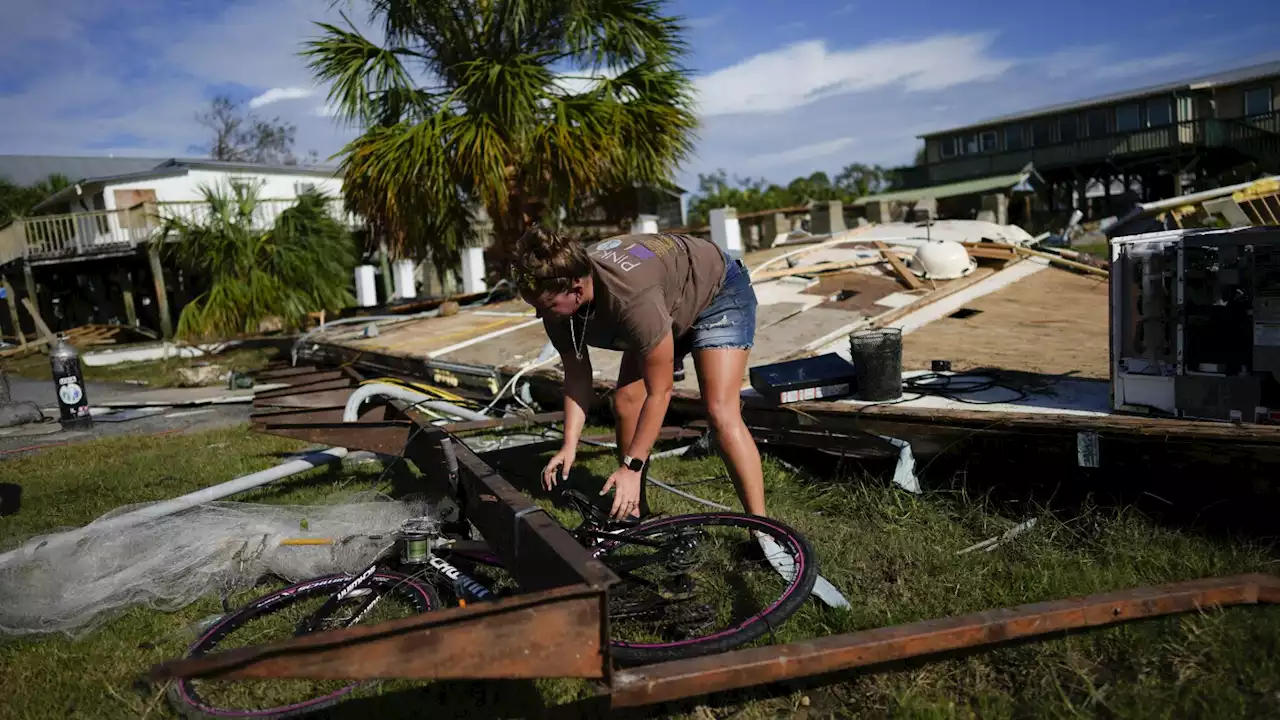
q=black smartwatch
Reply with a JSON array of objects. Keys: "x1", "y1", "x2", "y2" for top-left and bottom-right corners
[{"x1": 621, "y1": 455, "x2": 645, "y2": 472}]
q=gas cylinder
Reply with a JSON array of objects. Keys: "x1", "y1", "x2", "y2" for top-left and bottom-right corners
[{"x1": 50, "y1": 335, "x2": 92, "y2": 429}]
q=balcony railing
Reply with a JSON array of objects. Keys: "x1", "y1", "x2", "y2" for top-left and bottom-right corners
[
  {"x1": 923, "y1": 112, "x2": 1280, "y2": 186},
  {"x1": 0, "y1": 197, "x2": 360, "y2": 266}
]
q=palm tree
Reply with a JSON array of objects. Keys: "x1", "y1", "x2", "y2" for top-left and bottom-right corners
[
  {"x1": 161, "y1": 181, "x2": 358, "y2": 340},
  {"x1": 302, "y1": 0, "x2": 698, "y2": 273}
]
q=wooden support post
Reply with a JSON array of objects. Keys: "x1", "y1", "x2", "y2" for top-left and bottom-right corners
[
  {"x1": 22, "y1": 261, "x2": 37, "y2": 330},
  {"x1": 147, "y1": 243, "x2": 173, "y2": 339},
  {"x1": 1, "y1": 275, "x2": 24, "y2": 346},
  {"x1": 120, "y1": 270, "x2": 138, "y2": 328}
]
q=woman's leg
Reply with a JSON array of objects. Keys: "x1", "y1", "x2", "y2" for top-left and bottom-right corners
[{"x1": 693, "y1": 347, "x2": 766, "y2": 516}]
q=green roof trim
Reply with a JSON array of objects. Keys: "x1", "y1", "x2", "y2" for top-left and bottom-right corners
[{"x1": 853, "y1": 168, "x2": 1034, "y2": 206}]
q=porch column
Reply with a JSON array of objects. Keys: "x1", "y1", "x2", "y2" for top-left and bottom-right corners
[
  {"x1": 630, "y1": 214, "x2": 659, "y2": 235},
  {"x1": 1, "y1": 275, "x2": 24, "y2": 346},
  {"x1": 460, "y1": 246, "x2": 487, "y2": 294},
  {"x1": 393, "y1": 259, "x2": 417, "y2": 300},
  {"x1": 708, "y1": 207, "x2": 742, "y2": 260}
]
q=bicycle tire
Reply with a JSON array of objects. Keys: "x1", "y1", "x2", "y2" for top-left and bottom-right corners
[
  {"x1": 168, "y1": 571, "x2": 439, "y2": 720},
  {"x1": 591, "y1": 512, "x2": 817, "y2": 666}
]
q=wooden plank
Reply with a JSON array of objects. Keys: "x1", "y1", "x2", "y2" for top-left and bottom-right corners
[
  {"x1": 2, "y1": 275, "x2": 25, "y2": 347},
  {"x1": 874, "y1": 240, "x2": 926, "y2": 290},
  {"x1": 610, "y1": 573, "x2": 1280, "y2": 708},
  {"x1": 19, "y1": 298, "x2": 55, "y2": 341},
  {"x1": 150, "y1": 584, "x2": 608, "y2": 682},
  {"x1": 752, "y1": 256, "x2": 889, "y2": 281}
]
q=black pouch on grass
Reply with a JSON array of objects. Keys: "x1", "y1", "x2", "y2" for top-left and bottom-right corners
[{"x1": 0, "y1": 483, "x2": 21, "y2": 517}]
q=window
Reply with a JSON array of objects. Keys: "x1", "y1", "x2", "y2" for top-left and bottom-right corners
[
  {"x1": 1115, "y1": 103, "x2": 1141, "y2": 131},
  {"x1": 1031, "y1": 120, "x2": 1053, "y2": 146},
  {"x1": 963, "y1": 134, "x2": 980, "y2": 154},
  {"x1": 980, "y1": 130, "x2": 998, "y2": 152},
  {"x1": 939, "y1": 137, "x2": 957, "y2": 159},
  {"x1": 1058, "y1": 115, "x2": 1080, "y2": 142},
  {"x1": 1146, "y1": 98, "x2": 1172, "y2": 126},
  {"x1": 294, "y1": 182, "x2": 318, "y2": 195},
  {"x1": 1244, "y1": 87, "x2": 1274, "y2": 116},
  {"x1": 1004, "y1": 125, "x2": 1026, "y2": 151},
  {"x1": 1086, "y1": 109, "x2": 1109, "y2": 136}
]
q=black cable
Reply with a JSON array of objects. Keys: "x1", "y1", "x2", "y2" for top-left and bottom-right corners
[{"x1": 899, "y1": 371, "x2": 1029, "y2": 405}]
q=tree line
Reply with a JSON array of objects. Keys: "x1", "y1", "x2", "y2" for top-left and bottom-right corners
[{"x1": 685, "y1": 147, "x2": 927, "y2": 228}]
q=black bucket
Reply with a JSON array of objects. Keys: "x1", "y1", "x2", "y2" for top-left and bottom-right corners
[{"x1": 849, "y1": 328, "x2": 903, "y2": 401}]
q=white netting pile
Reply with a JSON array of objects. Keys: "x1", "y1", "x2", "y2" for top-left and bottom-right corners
[{"x1": 0, "y1": 491, "x2": 435, "y2": 639}]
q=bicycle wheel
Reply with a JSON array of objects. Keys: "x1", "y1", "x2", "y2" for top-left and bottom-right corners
[
  {"x1": 590, "y1": 512, "x2": 817, "y2": 666},
  {"x1": 168, "y1": 572, "x2": 439, "y2": 719}
]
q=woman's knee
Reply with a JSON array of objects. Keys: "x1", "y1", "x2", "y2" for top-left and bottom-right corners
[{"x1": 705, "y1": 396, "x2": 744, "y2": 432}]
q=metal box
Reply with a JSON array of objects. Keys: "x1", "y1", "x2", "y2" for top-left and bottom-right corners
[{"x1": 1110, "y1": 225, "x2": 1280, "y2": 424}]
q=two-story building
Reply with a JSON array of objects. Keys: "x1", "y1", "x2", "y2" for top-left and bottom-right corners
[{"x1": 910, "y1": 60, "x2": 1280, "y2": 229}]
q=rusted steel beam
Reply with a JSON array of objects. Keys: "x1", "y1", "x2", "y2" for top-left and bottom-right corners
[
  {"x1": 250, "y1": 404, "x2": 374, "y2": 429},
  {"x1": 260, "y1": 369, "x2": 347, "y2": 387},
  {"x1": 255, "y1": 365, "x2": 320, "y2": 379},
  {"x1": 255, "y1": 377, "x2": 355, "y2": 400},
  {"x1": 253, "y1": 384, "x2": 361, "y2": 410},
  {"x1": 149, "y1": 584, "x2": 608, "y2": 682},
  {"x1": 263, "y1": 421, "x2": 414, "y2": 455},
  {"x1": 440, "y1": 411, "x2": 565, "y2": 434},
  {"x1": 609, "y1": 573, "x2": 1280, "y2": 708},
  {"x1": 403, "y1": 422, "x2": 618, "y2": 593}
]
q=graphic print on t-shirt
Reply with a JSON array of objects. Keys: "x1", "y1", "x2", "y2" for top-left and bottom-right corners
[{"x1": 591, "y1": 234, "x2": 682, "y2": 273}]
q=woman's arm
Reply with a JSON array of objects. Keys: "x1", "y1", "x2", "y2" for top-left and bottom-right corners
[
  {"x1": 560, "y1": 347, "x2": 594, "y2": 448},
  {"x1": 625, "y1": 331, "x2": 675, "y2": 464},
  {"x1": 543, "y1": 345, "x2": 593, "y2": 489},
  {"x1": 601, "y1": 331, "x2": 674, "y2": 519}
]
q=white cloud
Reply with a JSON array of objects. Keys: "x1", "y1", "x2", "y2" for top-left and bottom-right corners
[
  {"x1": 744, "y1": 138, "x2": 856, "y2": 168},
  {"x1": 692, "y1": 34, "x2": 1014, "y2": 117},
  {"x1": 249, "y1": 87, "x2": 315, "y2": 109},
  {"x1": 833, "y1": 3, "x2": 856, "y2": 15},
  {"x1": 1041, "y1": 45, "x2": 1195, "y2": 81}
]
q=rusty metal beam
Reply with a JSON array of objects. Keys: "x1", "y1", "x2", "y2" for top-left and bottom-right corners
[
  {"x1": 262, "y1": 369, "x2": 347, "y2": 386},
  {"x1": 609, "y1": 573, "x2": 1280, "y2": 708},
  {"x1": 403, "y1": 420, "x2": 618, "y2": 594},
  {"x1": 263, "y1": 421, "x2": 413, "y2": 455},
  {"x1": 440, "y1": 411, "x2": 565, "y2": 434},
  {"x1": 149, "y1": 584, "x2": 609, "y2": 682},
  {"x1": 255, "y1": 365, "x2": 320, "y2": 379},
  {"x1": 254, "y1": 384, "x2": 361, "y2": 410}
]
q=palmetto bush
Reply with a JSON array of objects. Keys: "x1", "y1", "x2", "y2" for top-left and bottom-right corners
[
  {"x1": 302, "y1": 0, "x2": 699, "y2": 272},
  {"x1": 161, "y1": 181, "x2": 358, "y2": 341}
]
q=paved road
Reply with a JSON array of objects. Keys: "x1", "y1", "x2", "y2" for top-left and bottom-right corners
[{"x1": 0, "y1": 377, "x2": 255, "y2": 458}]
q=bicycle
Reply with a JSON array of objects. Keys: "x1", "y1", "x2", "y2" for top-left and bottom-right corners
[{"x1": 166, "y1": 484, "x2": 817, "y2": 718}]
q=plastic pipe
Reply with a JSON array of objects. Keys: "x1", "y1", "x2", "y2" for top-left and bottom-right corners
[
  {"x1": 342, "y1": 382, "x2": 489, "y2": 423},
  {"x1": 0, "y1": 448, "x2": 349, "y2": 566}
]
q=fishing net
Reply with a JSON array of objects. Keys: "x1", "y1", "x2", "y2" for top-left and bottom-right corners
[{"x1": 0, "y1": 491, "x2": 437, "y2": 639}]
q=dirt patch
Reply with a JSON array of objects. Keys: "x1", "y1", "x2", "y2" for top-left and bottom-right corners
[{"x1": 902, "y1": 268, "x2": 1111, "y2": 379}]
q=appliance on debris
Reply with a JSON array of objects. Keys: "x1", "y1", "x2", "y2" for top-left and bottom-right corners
[
  {"x1": 1110, "y1": 225, "x2": 1280, "y2": 424},
  {"x1": 749, "y1": 353, "x2": 858, "y2": 404}
]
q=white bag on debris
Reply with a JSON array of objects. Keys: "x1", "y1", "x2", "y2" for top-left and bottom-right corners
[{"x1": 0, "y1": 491, "x2": 433, "y2": 638}]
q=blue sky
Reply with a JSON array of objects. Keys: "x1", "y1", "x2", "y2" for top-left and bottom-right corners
[{"x1": 2, "y1": 0, "x2": 1278, "y2": 195}]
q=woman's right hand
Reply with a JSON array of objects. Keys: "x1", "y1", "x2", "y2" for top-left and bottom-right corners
[{"x1": 542, "y1": 446, "x2": 576, "y2": 490}]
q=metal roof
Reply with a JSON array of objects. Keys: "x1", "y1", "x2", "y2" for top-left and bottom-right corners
[
  {"x1": 852, "y1": 166, "x2": 1034, "y2": 206},
  {"x1": 0, "y1": 155, "x2": 342, "y2": 189},
  {"x1": 0, "y1": 155, "x2": 168, "y2": 187},
  {"x1": 919, "y1": 59, "x2": 1280, "y2": 139}
]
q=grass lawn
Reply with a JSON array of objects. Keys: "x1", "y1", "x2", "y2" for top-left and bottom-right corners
[
  {"x1": 0, "y1": 346, "x2": 280, "y2": 389},
  {"x1": 1, "y1": 424, "x2": 1279, "y2": 719}
]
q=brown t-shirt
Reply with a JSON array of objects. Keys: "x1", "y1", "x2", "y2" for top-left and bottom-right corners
[{"x1": 543, "y1": 232, "x2": 726, "y2": 356}]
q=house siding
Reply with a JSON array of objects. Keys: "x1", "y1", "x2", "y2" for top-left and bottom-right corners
[{"x1": 101, "y1": 169, "x2": 344, "y2": 210}]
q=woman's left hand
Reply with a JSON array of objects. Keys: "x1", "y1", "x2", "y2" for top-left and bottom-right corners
[{"x1": 600, "y1": 466, "x2": 643, "y2": 521}]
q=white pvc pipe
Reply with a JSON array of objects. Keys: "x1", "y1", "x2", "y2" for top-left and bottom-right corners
[
  {"x1": 342, "y1": 383, "x2": 489, "y2": 423},
  {"x1": 0, "y1": 448, "x2": 349, "y2": 566}
]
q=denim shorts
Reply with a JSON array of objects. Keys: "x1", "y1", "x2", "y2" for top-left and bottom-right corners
[{"x1": 674, "y1": 251, "x2": 758, "y2": 361}]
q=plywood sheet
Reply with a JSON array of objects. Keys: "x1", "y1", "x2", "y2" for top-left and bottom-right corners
[
  {"x1": 901, "y1": 268, "x2": 1110, "y2": 378},
  {"x1": 345, "y1": 312, "x2": 532, "y2": 356}
]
